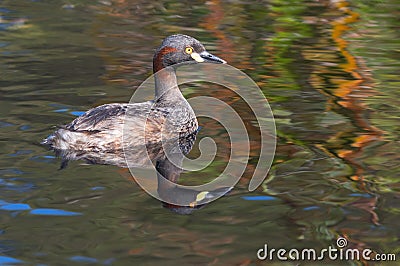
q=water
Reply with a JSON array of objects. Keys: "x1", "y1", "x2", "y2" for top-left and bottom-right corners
[{"x1": 0, "y1": 0, "x2": 399, "y2": 265}]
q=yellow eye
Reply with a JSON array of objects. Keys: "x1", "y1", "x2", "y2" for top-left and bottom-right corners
[{"x1": 185, "y1": 47, "x2": 193, "y2": 54}]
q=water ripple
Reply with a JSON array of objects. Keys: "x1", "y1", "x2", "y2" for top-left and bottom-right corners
[
  {"x1": 0, "y1": 201, "x2": 81, "y2": 216},
  {"x1": 0, "y1": 255, "x2": 23, "y2": 265}
]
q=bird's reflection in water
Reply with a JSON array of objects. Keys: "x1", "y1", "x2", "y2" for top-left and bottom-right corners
[{"x1": 125, "y1": 130, "x2": 232, "y2": 215}]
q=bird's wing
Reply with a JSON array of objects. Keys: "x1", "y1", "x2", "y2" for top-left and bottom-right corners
[{"x1": 64, "y1": 102, "x2": 153, "y2": 132}]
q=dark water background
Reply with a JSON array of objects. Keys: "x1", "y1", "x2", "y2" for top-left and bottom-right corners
[{"x1": 0, "y1": 0, "x2": 399, "y2": 265}]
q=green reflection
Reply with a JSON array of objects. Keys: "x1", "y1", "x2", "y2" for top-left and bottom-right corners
[{"x1": 0, "y1": 0, "x2": 398, "y2": 264}]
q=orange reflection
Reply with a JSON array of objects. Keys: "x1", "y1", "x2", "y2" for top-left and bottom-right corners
[
  {"x1": 200, "y1": 0, "x2": 241, "y2": 67},
  {"x1": 330, "y1": 0, "x2": 383, "y2": 188},
  {"x1": 200, "y1": 0, "x2": 265, "y2": 185},
  {"x1": 330, "y1": 0, "x2": 383, "y2": 260}
]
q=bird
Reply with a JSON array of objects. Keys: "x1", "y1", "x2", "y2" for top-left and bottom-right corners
[{"x1": 42, "y1": 34, "x2": 226, "y2": 170}]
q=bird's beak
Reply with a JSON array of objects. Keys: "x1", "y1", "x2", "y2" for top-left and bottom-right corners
[{"x1": 191, "y1": 51, "x2": 226, "y2": 64}]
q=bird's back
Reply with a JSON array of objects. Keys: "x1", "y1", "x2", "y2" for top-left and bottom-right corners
[{"x1": 42, "y1": 100, "x2": 198, "y2": 168}]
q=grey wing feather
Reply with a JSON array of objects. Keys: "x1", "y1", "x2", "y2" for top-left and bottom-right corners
[{"x1": 65, "y1": 102, "x2": 152, "y2": 132}]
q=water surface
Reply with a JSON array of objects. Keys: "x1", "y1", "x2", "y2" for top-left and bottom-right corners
[{"x1": 0, "y1": 0, "x2": 399, "y2": 265}]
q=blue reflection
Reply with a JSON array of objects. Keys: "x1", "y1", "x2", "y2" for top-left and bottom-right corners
[
  {"x1": 19, "y1": 125, "x2": 31, "y2": 131},
  {"x1": 0, "y1": 203, "x2": 31, "y2": 211},
  {"x1": 370, "y1": 224, "x2": 387, "y2": 230},
  {"x1": 0, "y1": 17, "x2": 26, "y2": 31},
  {"x1": 0, "y1": 121, "x2": 14, "y2": 128},
  {"x1": 8, "y1": 150, "x2": 33, "y2": 157},
  {"x1": 30, "y1": 209, "x2": 82, "y2": 216},
  {"x1": 0, "y1": 169, "x2": 25, "y2": 175},
  {"x1": 49, "y1": 103, "x2": 69, "y2": 109},
  {"x1": 0, "y1": 256, "x2": 23, "y2": 264},
  {"x1": 0, "y1": 178, "x2": 35, "y2": 192},
  {"x1": 0, "y1": 8, "x2": 12, "y2": 13},
  {"x1": 30, "y1": 155, "x2": 56, "y2": 163},
  {"x1": 52, "y1": 109, "x2": 85, "y2": 116},
  {"x1": 241, "y1": 196, "x2": 277, "y2": 201},
  {"x1": 103, "y1": 258, "x2": 116, "y2": 265},
  {"x1": 90, "y1": 186, "x2": 105, "y2": 191},
  {"x1": 0, "y1": 201, "x2": 82, "y2": 216},
  {"x1": 53, "y1": 108, "x2": 69, "y2": 113},
  {"x1": 70, "y1": 111, "x2": 85, "y2": 117},
  {"x1": 69, "y1": 256, "x2": 115, "y2": 265},
  {"x1": 303, "y1": 206, "x2": 320, "y2": 211},
  {"x1": 349, "y1": 193, "x2": 373, "y2": 198},
  {"x1": 69, "y1": 256, "x2": 98, "y2": 263}
]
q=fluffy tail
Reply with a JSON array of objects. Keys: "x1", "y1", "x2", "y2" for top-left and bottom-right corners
[
  {"x1": 41, "y1": 130, "x2": 73, "y2": 170},
  {"x1": 41, "y1": 133, "x2": 56, "y2": 147}
]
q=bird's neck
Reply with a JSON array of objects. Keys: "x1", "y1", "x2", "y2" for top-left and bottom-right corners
[{"x1": 154, "y1": 67, "x2": 184, "y2": 103}]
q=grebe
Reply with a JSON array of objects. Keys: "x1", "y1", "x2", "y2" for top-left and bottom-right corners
[{"x1": 42, "y1": 34, "x2": 226, "y2": 169}]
